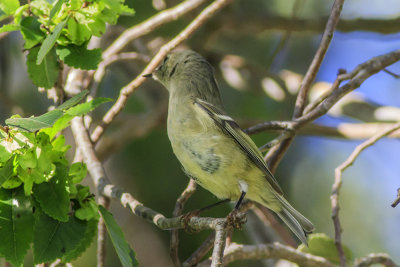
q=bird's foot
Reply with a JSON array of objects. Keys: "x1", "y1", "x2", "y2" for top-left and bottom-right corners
[
  {"x1": 226, "y1": 209, "x2": 247, "y2": 229},
  {"x1": 181, "y1": 209, "x2": 202, "y2": 234}
]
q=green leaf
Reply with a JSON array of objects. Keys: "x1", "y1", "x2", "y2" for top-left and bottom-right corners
[
  {"x1": 0, "y1": 0, "x2": 20, "y2": 15},
  {"x1": 33, "y1": 164, "x2": 70, "y2": 222},
  {"x1": 56, "y1": 90, "x2": 89, "y2": 111},
  {"x1": 0, "y1": 188, "x2": 34, "y2": 266},
  {"x1": 61, "y1": 217, "x2": 97, "y2": 262},
  {"x1": 0, "y1": 143, "x2": 12, "y2": 162},
  {"x1": 298, "y1": 233, "x2": 353, "y2": 265},
  {"x1": 67, "y1": 17, "x2": 92, "y2": 45},
  {"x1": 66, "y1": 97, "x2": 113, "y2": 116},
  {"x1": 0, "y1": 156, "x2": 15, "y2": 187},
  {"x1": 40, "y1": 114, "x2": 74, "y2": 139},
  {"x1": 26, "y1": 46, "x2": 60, "y2": 89},
  {"x1": 20, "y1": 17, "x2": 45, "y2": 49},
  {"x1": 33, "y1": 211, "x2": 89, "y2": 264},
  {"x1": 6, "y1": 109, "x2": 64, "y2": 132},
  {"x1": 69, "y1": 162, "x2": 87, "y2": 184},
  {"x1": 37, "y1": 19, "x2": 67, "y2": 65},
  {"x1": 99, "y1": 205, "x2": 138, "y2": 267},
  {"x1": 48, "y1": 0, "x2": 65, "y2": 24},
  {"x1": 0, "y1": 23, "x2": 19, "y2": 33},
  {"x1": 56, "y1": 44, "x2": 102, "y2": 70}
]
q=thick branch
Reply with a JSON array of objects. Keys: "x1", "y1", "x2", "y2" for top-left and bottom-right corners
[
  {"x1": 198, "y1": 242, "x2": 337, "y2": 267},
  {"x1": 331, "y1": 122, "x2": 400, "y2": 267},
  {"x1": 91, "y1": 0, "x2": 233, "y2": 143}
]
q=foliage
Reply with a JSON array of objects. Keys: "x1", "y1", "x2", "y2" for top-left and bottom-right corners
[
  {"x1": 0, "y1": 92, "x2": 111, "y2": 265},
  {"x1": 99, "y1": 206, "x2": 139, "y2": 267},
  {"x1": 0, "y1": 0, "x2": 134, "y2": 88}
]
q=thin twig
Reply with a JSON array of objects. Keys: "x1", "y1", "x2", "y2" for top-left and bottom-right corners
[
  {"x1": 97, "y1": 196, "x2": 110, "y2": 267},
  {"x1": 391, "y1": 188, "x2": 400, "y2": 208},
  {"x1": 103, "y1": 0, "x2": 209, "y2": 59},
  {"x1": 293, "y1": 0, "x2": 344, "y2": 118},
  {"x1": 90, "y1": 52, "x2": 151, "y2": 97},
  {"x1": 211, "y1": 223, "x2": 228, "y2": 267},
  {"x1": 331, "y1": 122, "x2": 400, "y2": 267},
  {"x1": 383, "y1": 68, "x2": 400, "y2": 79},
  {"x1": 91, "y1": 0, "x2": 233, "y2": 143},
  {"x1": 183, "y1": 233, "x2": 216, "y2": 267},
  {"x1": 170, "y1": 179, "x2": 197, "y2": 267},
  {"x1": 266, "y1": 0, "x2": 344, "y2": 172},
  {"x1": 198, "y1": 242, "x2": 337, "y2": 267},
  {"x1": 303, "y1": 69, "x2": 346, "y2": 114},
  {"x1": 354, "y1": 253, "x2": 398, "y2": 267}
]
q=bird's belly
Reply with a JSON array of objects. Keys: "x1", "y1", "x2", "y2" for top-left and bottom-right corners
[{"x1": 170, "y1": 132, "x2": 259, "y2": 200}]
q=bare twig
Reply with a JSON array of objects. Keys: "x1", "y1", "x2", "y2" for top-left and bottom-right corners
[
  {"x1": 211, "y1": 222, "x2": 228, "y2": 267},
  {"x1": 293, "y1": 0, "x2": 344, "y2": 118},
  {"x1": 332, "y1": 122, "x2": 400, "y2": 267},
  {"x1": 90, "y1": 52, "x2": 151, "y2": 97},
  {"x1": 97, "y1": 196, "x2": 110, "y2": 267},
  {"x1": 103, "y1": 0, "x2": 209, "y2": 59},
  {"x1": 91, "y1": 0, "x2": 233, "y2": 143},
  {"x1": 383, "y1": 68, "x2": 400, "y2": 79},
  {"x1": 391, "y1": 188, "x2": 400, "y2": 208},
  {"x1": 183, "y1": 233, "x2": 215, "y2": 267},
  {"x1": 198, "y1": 242, "x2": 337, "y2": 267},
  {"x1": 266, "y1": 0, "x2": 344, "y2": 172},
  {"x1": 170, "y1": 179, "x2": 197, "y2": 267},
  {"x1": 354, "y1": 253, "x2": 398, "y2": 267},
  {"x1": 303, "y1": 69, "x2": 345, "y2": 114}
]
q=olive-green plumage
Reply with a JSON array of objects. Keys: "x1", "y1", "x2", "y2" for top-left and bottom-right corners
[{"x1": 150, "y1": 50, "x2": 314, "y2": 244}]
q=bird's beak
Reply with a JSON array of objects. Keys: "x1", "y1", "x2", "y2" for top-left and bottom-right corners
[{"x1": 142, "y1": 73, "x2": 152, "y2": 78}]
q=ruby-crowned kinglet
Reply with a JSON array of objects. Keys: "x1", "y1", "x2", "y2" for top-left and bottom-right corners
[{"x1": 145, "y1": 50, "x2": 314, "y2": 244}]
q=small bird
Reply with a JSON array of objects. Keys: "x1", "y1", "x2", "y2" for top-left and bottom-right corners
[{"x1": 145, "y1": 50, "x2": 314, "y2": 244}]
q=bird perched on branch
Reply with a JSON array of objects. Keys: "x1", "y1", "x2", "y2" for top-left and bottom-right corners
[{"x1": 144, "y1": 50, "x2": 314, "y2": 244}]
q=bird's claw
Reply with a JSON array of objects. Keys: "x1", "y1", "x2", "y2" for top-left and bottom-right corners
[
  {"x1": 181, "y1": 210, "x2": 202, "y2": 233},
  {"x1": 226, "y1": 209, "x2": 247, "y2": 229}
]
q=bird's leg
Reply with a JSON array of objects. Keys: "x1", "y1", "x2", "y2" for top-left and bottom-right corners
[
  {"x1": 227, "y1": 190, "x2": 247, "y2": 229},
  {"x1": 234, "y1": 191, "x2": 246, "y2": 210}
]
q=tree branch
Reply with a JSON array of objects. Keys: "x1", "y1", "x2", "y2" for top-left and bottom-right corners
[
  {"x1": 354, "y1": 253, "x2": 398, "y2": 267},
  {"x1": 211, "y1": 222, "x2": 228, "y2": 267},
  {"x1": 391, "y1": 188, "x2": 400, "y2": 208},
  {"x1": 332, "y1": 122, "x2": 400, "y2": 267},
  {"x1": 90, "y1": 0, "x2": 233, "y2": 143},
  {"x1": 198, "y1": 242, "x2": 337, "y2": 267},
  {"x1": 183, "y1": 233, "x2": 215, "y2": 267},
  {"x1": 266, "y1": 0, "x2": 344, "y2": 172},
  {"x1": 102, "y1": 0, "x2": 209, "y2": 59},
  {"x1": 170, "y1": 179, "x2": 197, "y2": 267}
]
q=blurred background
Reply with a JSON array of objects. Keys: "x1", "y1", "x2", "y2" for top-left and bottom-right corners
[{"x1": 1, "y1": 0, "x2": 400, "y2": 266}]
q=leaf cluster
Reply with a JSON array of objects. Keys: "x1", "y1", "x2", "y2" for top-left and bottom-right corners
[
  {"x1": 0, "y1": 91, "x2": 112, "y2": 266},
  {"x1": 0, "y1": 0, "x2": 134, "y2": 88}
]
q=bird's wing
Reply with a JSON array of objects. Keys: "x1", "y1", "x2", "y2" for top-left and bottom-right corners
[{"x1": 193, "y1": 98, "x2": 283, "y2": 195}]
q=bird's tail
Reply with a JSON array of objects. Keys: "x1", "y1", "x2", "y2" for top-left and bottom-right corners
[{"x1": 274, "y1": 195, "x2": 314, "y2": 245}]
